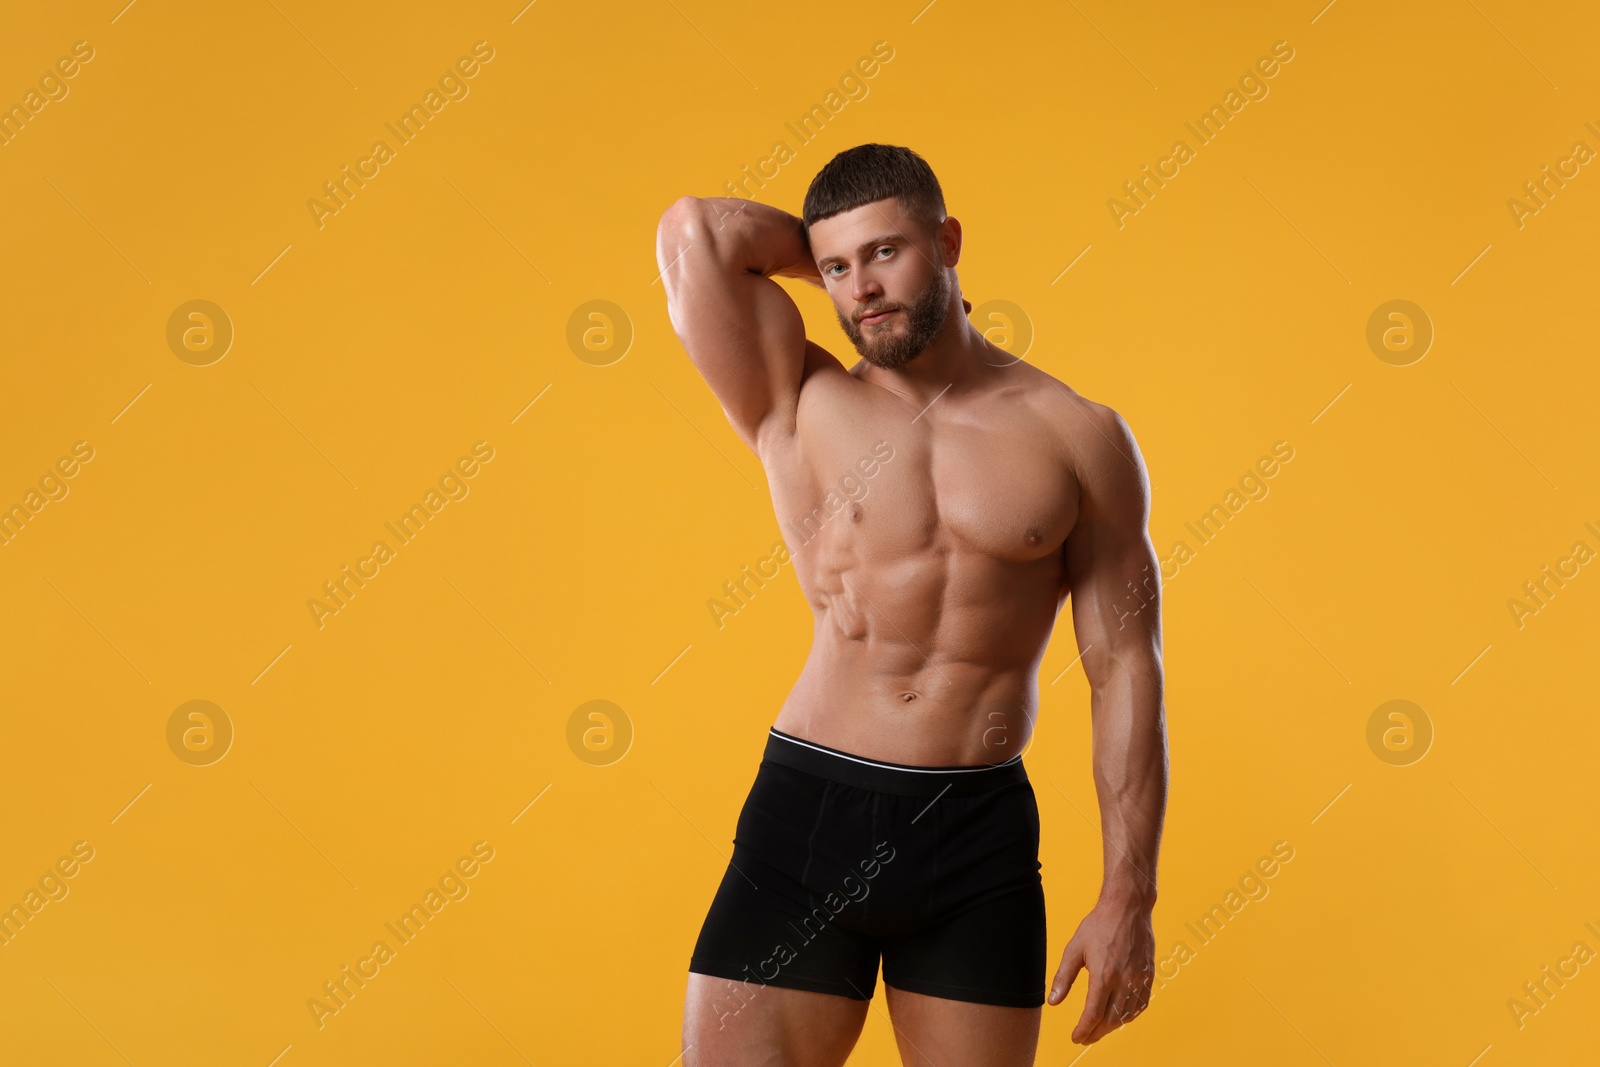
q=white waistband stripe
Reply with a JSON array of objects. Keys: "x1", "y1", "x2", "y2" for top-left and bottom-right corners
[{"x1": 769, "y1": 729, "x2": 1022, "y2": 773}]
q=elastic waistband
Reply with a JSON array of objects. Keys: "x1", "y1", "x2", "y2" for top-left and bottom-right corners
[{"x1": 762, "y1": 727, "x2": 1027, "y2": 798}]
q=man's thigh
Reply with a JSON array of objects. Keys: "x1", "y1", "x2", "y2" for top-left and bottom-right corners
[
  {"x1": 683, "y1": 972, "x2": 871, "y2": 1067},
  {"x1": 883, "y1": 984, "x2": 1041, "y2": 1067}
]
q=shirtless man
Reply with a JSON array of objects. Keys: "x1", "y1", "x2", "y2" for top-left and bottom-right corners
[{"x1": 656, "y1": 143, "x2": 1167, "y2": 1067}]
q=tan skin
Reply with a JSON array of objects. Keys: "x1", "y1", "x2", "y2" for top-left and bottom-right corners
[{"x1": 657, "y1": 193, "x2": 1167, "y2": 1066}]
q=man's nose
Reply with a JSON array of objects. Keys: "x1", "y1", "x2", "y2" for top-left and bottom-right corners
[{"x1": 850, "y1": 274, "x2": 883, "y2": 304}]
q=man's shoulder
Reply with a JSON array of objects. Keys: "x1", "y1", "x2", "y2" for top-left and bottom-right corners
[
  {"x1": 1013, "y1": 366, "x2": 1149, "y2": 513},
  {"x1": 1016, "y1": 365, "x2": 1127, "y2": 453}
]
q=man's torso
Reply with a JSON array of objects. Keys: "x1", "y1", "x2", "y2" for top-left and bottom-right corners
[{"x1": 759, "y1": 342, "x2": 1096, "y2": 766}]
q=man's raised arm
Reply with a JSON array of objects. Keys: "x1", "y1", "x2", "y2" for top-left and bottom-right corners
[
  {"x1": 654, "y1": 197, "x2": 823, "y2": 454},
  {"x1": 1046, "y1": 400, "x2": 1169, "y2": 1046}
]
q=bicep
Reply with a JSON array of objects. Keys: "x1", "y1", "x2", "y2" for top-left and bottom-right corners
[
  {"x1": 656, "y1": 204, "x2": 806, "y2": 451},
  {"x1": 1064, "y1": 410, "x2": 1162, "y2": 682}
]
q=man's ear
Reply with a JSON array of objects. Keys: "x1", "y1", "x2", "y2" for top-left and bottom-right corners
[
  {"x1": 962, "y1": 297, "x2": 972, "y2": 314},
  {"x1": 936, "y1": 216, "x2": 964, "y2": 267}
]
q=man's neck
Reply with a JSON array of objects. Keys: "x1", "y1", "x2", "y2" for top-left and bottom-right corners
[{"x1": 856, "y1": 304, "x2": 1001, "y2": 408}]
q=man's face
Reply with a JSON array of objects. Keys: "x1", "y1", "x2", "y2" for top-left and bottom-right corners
[{"x1": 809, "y1": 197, "x2": 952, "y2": 370}]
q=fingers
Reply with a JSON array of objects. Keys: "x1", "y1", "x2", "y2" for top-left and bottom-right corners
[
  {"x1": 1082, "y1": 994, "x2": 1136, "y2": 1044},
  {"x1": 1047, "y1": 939, "x2": 1086, "y2": 1006},
  {"x1": 1078, "y1": 972, "x2": 1153, "y2": 1044},
  {"x1": 1070, "y1": 975, "x2": 1114, "y2": 1044}
]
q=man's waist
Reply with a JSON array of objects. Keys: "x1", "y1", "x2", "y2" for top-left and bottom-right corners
[{"x1": 761, "y1": 725, "x2": 1029, "y2": 798}]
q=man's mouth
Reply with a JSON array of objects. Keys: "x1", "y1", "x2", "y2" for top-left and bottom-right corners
[{"x1": 859, "y1": 308, "x2": 898, "y2": 327}]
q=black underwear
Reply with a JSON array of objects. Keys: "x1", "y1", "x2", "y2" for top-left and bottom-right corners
[{"x1": 688, "y1": 726, "x2": 1046, "y2": 1009}]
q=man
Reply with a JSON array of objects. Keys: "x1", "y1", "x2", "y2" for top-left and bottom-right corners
[{"x1": 656, "y1": 143, "x2": 1167, "y2": 1067}]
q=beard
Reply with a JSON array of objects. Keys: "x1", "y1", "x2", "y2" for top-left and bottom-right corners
[{"x1": 836, "y1": 268, "x2": 953, "y2": 370}]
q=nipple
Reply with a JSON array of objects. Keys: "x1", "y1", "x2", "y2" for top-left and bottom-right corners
[
  {"x1": 851, "y1": 505, "x2": 864, "y2": 523},
  {"x1": 1025, "y1": 527, "x2": 1042, "y2": 546}
]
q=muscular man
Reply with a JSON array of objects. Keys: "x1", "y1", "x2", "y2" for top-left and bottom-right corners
[{"x1": 656, "y1": 144, "x2": 1167, "y2": 1067}]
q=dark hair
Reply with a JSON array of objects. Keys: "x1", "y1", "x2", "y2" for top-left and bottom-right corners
[{"x1": 802, "y1": 144, "x2": 946, "y2": 238}]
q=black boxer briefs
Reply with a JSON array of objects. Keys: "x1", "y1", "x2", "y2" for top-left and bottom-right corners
[{"x1": 688, "y1": 726, "x2": 1046, "y2": 1009}]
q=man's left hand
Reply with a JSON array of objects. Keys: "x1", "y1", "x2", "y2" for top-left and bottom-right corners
[{"x1": 1047, "y1": 896, "x2": 1156, "y2": 1044}]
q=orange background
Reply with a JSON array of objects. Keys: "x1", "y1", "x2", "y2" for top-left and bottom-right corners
[{"x1": 1, "y1": 1, "x2": 1597, "y2": 1063}]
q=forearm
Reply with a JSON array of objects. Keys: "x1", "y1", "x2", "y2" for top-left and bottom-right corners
[
  {"x1": 1089, "y1": 661, "x2": 1168, "y2": 908},
  {"x1": 684, "y1": 197, "x2": 821, "y2": 281}
]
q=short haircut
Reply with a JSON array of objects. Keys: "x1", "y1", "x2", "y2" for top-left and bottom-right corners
[{"x1": 802, "y1": 144, "x2": 946, "y2": 239}]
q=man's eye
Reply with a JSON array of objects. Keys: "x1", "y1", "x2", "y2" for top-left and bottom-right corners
[{"x1": 876, "y1": 247, "x2": 893, "y2": 258}]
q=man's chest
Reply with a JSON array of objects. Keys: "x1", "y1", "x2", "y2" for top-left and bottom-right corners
[{"x1": 770, "y1": 392, "x2": 1081, "y2": 565}]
